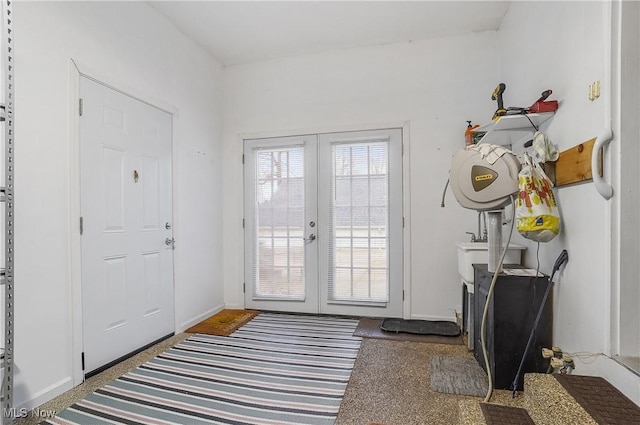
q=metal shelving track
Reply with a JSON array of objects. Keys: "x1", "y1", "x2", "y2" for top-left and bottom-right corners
[{"x1": 1, "y1": 0, "x2": 13, "y2": 424}]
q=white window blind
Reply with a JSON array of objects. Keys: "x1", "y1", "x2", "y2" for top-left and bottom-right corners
[
  {"x1": 328, "y1": 139, "x2": 390, "y2": 303},
  {"x1": 251, "y1": 145, "x2": 305, "y2": 299}
]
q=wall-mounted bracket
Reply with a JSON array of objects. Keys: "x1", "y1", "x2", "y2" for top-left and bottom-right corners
[{"x1": 592, "y1": 128, "x2": 613, "y2": 199}]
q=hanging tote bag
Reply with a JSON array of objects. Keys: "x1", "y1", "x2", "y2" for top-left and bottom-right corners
[{"x1": 516, "y1": 154, "x2": 560, "y2": 242}]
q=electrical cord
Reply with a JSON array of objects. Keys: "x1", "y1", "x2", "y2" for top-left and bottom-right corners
[
  {"x1": 533, "y1": 241, "x2": 541, "y2": 371},
  {"x1": 525, "y1": 114, "x2": 540, "y2": 132},
  {"x1": 535, "y1": 242, "x2": 541, "y2": 276},
  {"x1": 523, "y1": 116, "x2": 540, "y2": 147},
  {"x1": 565, "y1": 352, "x2": 607, "y2": 365},
  {"x1": 480, "y1": 194, "x2": 517, "y2": 403}
]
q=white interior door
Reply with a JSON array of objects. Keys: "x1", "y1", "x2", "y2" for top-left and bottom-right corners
[
  {"x1": 244, "y1": 129, "x2": 403, "y2": 317},
  {"x1": 80, "y1": 76, "x2": 174, "y2": 375}
]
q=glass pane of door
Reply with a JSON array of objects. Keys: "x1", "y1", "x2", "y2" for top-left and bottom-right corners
[
  {"x1": 329, "y1": 141, "x2": 389, "y2": 303},
  {"x1": 254, "y1": 146, "x2": 305, "y2": 298}
]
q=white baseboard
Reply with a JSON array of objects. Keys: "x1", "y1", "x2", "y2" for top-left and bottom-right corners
[
  {"x1": 178, "y1": 304, "x2": 225, "y2": 332},
  {"x1": 15, "y1": 376, "x2": 74, "y2": 414}
]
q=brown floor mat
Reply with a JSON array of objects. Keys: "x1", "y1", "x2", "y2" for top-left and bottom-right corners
[
  {"x1": 480, "y1": 403, "x2": 535, "y2": 425},
  {"x1": 554, "y1": 374, "x2": 640, "y2": 424},
  {"x1": 185, "y1": 309, "x2": 259, "y2": 336},
  {"x1": 353, "y1": 318, "x2": 463, "y2": 345}
]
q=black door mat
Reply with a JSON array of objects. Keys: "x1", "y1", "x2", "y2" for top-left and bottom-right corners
[
  {"x1": 554, "y1": 374, "x2": 640, "y2": 424},
  {"x1": 354, "y1": 318, "x2": 463, "y2": 345},
  {"x1": 480, "y1": 403, "x2": 535, "y2": 425},
  {"x1": 380, "y1": 318, "x2": 460, "y2": 336}
]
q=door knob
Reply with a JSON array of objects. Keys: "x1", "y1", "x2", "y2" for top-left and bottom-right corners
[
  {"x1": 165, "y1": 237, "x2": 175, "y2": 247},
  {"x1": 303, "y1": 234, "x2": 316, "y2": 242}
]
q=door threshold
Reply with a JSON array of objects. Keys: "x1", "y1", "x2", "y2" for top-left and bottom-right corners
[{"x1": 84, "y1": 332, "x2": 174, "y2": 379}]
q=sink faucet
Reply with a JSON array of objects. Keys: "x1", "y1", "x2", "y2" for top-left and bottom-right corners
[
  {"x1": 479, "y1": 211, "x2": 488, "y2": 242},
  {"x1": 466, "y1": 212, "x2": 488, "y2": 242}
]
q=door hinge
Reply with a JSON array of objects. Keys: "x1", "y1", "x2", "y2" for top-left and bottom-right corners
[
  {"x1": 402, "y1": 217, "x2": 405, "y2": 228},
  {"x1": 79, "y1": 216, "x2": 84, "y2": 235},
  {"x1": 402, "y1": 290, "x2": 405, "y2": 301},
  {"x1": 81, "y1": 352, "x2": 85, "y2": 371},
  {"x1": 79, "y1": 98, "x2": 83, "y2": 116},
  {"x1": 243, "y1": 282, "x2": 246, "y2": 293},
  {"x1": 242, "y1": 154, "x2": 245, "y2": 164},
  {"x1": 242, "y1": 218, "x2": 245, "y2": 229}
]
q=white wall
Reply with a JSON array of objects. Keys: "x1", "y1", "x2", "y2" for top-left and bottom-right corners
[
  {"x1": 222, "y1": 0, "x2": 640, "y2": 405},
  {"x1": 222, "y1": 32, "x2": 502, "y2": 320},
  {"x1": 14, "y1": 1, "x2": 225, "y2": 409},
  {"x1": 498, "y1": 1, "x2": 640, "y2": 404}
]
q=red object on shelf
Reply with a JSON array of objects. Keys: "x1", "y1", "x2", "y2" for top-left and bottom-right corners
[{"x1": 528, "y1": 100, "x2": 558, "y2": 113}]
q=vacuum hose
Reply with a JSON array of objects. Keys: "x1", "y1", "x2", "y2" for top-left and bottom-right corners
[{"x1": 480, "y1": 194, "x2": 517, "y2": 402}]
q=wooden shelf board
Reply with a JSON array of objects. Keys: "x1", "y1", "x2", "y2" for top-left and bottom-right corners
[{"x1": 550, "y1": 137, "x2": 601, "y2": 187}]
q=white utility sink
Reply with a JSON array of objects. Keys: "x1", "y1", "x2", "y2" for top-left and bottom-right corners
[{"x1": 457, "y1": 242, "x2": 526, "y2": 284}]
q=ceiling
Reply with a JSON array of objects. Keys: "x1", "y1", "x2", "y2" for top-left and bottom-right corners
[{"x1": 149, "y1": 1, "x2": 510, "y2": 67}]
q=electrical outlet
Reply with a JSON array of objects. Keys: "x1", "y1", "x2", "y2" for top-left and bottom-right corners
[{"x1": 589, "y1": 80, "x2": 601, "y2": 101}]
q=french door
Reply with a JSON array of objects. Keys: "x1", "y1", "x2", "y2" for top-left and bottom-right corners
[{"x1": 244, "y1": 129, "x2": 403, "y2": 317}]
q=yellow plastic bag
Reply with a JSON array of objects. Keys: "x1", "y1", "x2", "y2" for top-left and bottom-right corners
[{"x1": 516, "y1": 154, "x2": 560, "y2": 242}]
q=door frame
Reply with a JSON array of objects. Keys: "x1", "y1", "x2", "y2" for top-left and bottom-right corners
[
  {"x1": 236, "y1": 122, "x2": 412, "y2": 319},
  {"x1": 68, "y1": 59, "x2": 180, "y2": 387}
]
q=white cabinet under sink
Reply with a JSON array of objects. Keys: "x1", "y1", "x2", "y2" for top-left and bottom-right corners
[{"x1": 457, "y1": 242, "x2": 526, "y2": 285}]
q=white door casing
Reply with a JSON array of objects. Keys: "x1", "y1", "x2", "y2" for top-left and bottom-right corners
[{"x1": 80, "y1": 76, "x2": 174, "y2": 374}]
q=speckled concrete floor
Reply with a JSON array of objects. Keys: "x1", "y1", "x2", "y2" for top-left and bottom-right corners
[
  {"x1": 13, "y1": 333, "x2": 189, "y2": 425},
  {"x1": 335, "y1": 338, "x2": 523, "y2": 425},
  {"x1": 14, "y1": 332, "x2": 523, "y2": 425},
  {"x1": 524, "y1": 374, "x2": 596, "y2": 425}
]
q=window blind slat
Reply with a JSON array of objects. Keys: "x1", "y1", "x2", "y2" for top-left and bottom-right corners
[
  {"x1": 252, "y1": 146, "x2": 305, "y2": 300},
  {"x1": 328, "y1": 140, "x2": 390, "y2": 303}
]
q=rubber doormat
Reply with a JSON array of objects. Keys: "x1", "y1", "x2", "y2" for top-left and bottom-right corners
[
  {"x1": 353, "y1": 318, "x2": 463, "y2": 345},
  {"x1": 381, "y1": 318, "x2": 460, "y2": 336},
  {"x1": 554, "y1": 374, "x2": 640, "y2": 424},
  {"x1": 480, "y1": 404, "x2": 535, "y2": 425}
]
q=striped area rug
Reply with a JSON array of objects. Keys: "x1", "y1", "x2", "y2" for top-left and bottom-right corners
[{"x1": 45, "y1": 313, "x2": 362, "y2": 425}]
